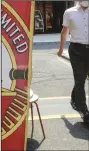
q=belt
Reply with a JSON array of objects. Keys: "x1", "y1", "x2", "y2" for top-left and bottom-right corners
[{"x1": 71, "y1": 42, "x2": 89, "y2": 48}]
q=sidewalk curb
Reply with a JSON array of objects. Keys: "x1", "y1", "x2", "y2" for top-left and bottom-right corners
[{"x1": 33, "y1": 41, "x2": 70, "y2": 44}]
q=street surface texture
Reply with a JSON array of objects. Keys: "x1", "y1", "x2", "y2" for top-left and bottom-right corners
[
  {"x1": 27, "y1": 119, "x2": 89, "y2": 150},
  {"x1": 27, "y1": 43, "x2": 89, "y2": 150},
  {"x1": 31, "y1": 48, "x2": 88, "y2": 98}
]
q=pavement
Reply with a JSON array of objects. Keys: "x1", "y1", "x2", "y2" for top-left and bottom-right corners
[
  {"x1": 33, "y1": 33, "x2": 70, "y2": 60},
  {"x1": 27, "y1": 33, "x2": 89, "y2": 151},
  {"x1": 33, "y1": 33, "x2": 70, "y2": 43},
  {"x1": 27, "y1": 118, "x2": 89, "y2": 151}
]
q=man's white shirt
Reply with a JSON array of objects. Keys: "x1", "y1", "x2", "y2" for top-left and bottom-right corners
[{"x1": 63, "y1": 5, "x2": 89, "y2": 44}]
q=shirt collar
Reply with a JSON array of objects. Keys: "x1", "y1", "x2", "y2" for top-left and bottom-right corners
[{"x1": 75, "y1": 3, "x2": 89, "y2": 11}]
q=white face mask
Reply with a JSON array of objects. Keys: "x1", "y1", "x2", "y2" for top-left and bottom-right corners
[{"x1": 80, "y1": 1, "x2": 89, "y2": 7}]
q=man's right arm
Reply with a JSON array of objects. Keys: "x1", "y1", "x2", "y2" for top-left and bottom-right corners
[
  {"x1": 57, "y1": 26, "x2": 69, "y2": 57},
  {"x1": 57, "y1": 9, "x2": 70, "y2": 57}
]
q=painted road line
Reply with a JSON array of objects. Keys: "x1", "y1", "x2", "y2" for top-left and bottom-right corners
[
  {"x1": 39, "y1": 96, "x2": 89, "y2": 100},
  {"x1": 28, "y1": 114, "x2": 81, "y2": 120}
]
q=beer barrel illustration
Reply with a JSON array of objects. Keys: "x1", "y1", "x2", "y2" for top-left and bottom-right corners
[{"x1": 9, "y1": 68, "x2": 28, "y2": 80}]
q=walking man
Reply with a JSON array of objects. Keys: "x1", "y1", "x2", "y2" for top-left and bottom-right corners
[{"x1": 57, "y1": 1, "x2": 89, "y2": 124}]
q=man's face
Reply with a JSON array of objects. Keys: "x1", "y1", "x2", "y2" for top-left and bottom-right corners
[{"x1": 79, "y1": 1, "x2": 89, "y2": 8}]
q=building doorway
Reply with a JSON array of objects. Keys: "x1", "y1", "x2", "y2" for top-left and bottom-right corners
[
  {"x1": 34, "y1": 1, "x2": 74, "y2": 34},
  {"x1": 52, "y1": 1, "x2": 66, "y2": 33}
]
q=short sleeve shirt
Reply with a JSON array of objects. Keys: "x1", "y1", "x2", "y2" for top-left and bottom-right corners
[{"x1": 63, "y1": 6, "x2": 89, "y2": 44}]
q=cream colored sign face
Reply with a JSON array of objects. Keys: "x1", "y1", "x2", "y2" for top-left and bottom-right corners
[
  {"x1": 2, "y1": 36, "x2": 17, "y2": 93},
  {"x1": 2, "y1": 42, "x2": 12, "y2": 90}
]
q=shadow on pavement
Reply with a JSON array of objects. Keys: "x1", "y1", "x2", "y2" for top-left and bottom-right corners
[
  {"x1": 27, "y1": 138, "x2": 45, "y2": 151},
  {"x1": 62, "y1": 117, "x2": 89, "y2": 140},
  {"x1": 27, "y1": 138, "x2": 39, "y2": 151}
]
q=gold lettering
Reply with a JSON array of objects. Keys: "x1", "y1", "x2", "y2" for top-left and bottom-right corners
[
  {"x1": 17, "y1": 94, "x2": 28, "y2": 100},
  {"x1": 11, "y1": 100, "x2": 27, "y2": 112},
  {"x1": 8, "y1": 107, "x2": 21, "y2": 121},
  {"x1": 3, "y1": 116, "x2": 15, "y2": 129},
  {"x1": 2, "y1": 127, "x2": 6, "y2": 135}
]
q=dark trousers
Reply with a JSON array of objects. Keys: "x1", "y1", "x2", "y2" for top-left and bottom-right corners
[{"x1": 68, "y1": 42, "x2": 89, "y2": 108}]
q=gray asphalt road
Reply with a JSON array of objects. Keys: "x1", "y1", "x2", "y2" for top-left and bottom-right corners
[
  {"x1": 31, "y1": 49, "x2": 88, "y2": 98},
  {"x1": 28, "y1": 46, "x2": 89, "y2": 151},
  {"x1": 27, "y1": 118, "x2": 89, "y2": 151},
  {"x1": 30, "y1": 47, "x2": 89, "y2": 117},
  {"x1": 33, "y1": 41, "x2": 70, "y2": 50}
]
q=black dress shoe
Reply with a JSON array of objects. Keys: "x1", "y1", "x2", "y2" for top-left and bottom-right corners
[{"x1": 70, "y1": 100, "x2": 89, "y2": 124}]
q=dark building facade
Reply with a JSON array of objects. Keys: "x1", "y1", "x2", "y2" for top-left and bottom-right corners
[{"x1": 34, "y1": 1, "x2": 74, "y2": 34}]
